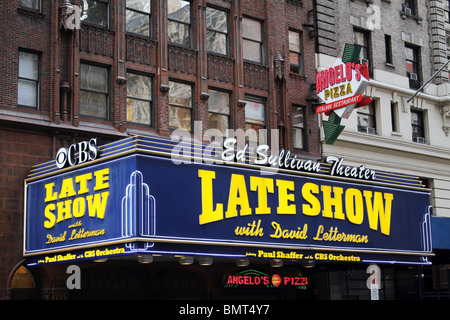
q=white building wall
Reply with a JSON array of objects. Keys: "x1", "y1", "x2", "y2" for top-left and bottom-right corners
[{"x1": 315, "y1": 0, "x2": 450, "y2": 219}]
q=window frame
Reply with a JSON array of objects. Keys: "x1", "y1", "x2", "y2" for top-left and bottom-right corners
[
  {"x1": 385, "y1": 34, "x2": 393, "y2": 65},
  {"x1": 206, "y1": 6, "x2": 229, "y2": 56},
  {"x1": 402, "y1": 0, "x2": 417, "y2": 16},
  {"x1": 242, "y1": 16, "x2": 264, "y2": 64},
  {"x1": 288, "y1": 29, "x2": 304, "y2": 75},
  {"x1": 353, "y1": 28, "x2": 371, "y2": 66},
  {"x1": 390, "y1": 101, "x2": 399, "y2": 133},
  {"x1": 80, "y1": 0, "x2": 110, "y2": 28},
  {"x1": 17, "y1": 49, "x2": 40, "y2": 109},
  {"x1": 167, "y1": 0, "x2": 193, "y2": 47},
  {"x1": 405, "y1": 43, "x2": 421, "y2": 89},
  {"x1": 207, "y1": 88, "x2": 231, "y2": 133},
  {"x1": 126, "y1": 0, "x2": 153, "y2": 37},
  {"x1": 19, "y1": 0, "x2": 41, "y2": 12},
  {"x1": 244, "y1": 96, "x2": 266, "y2": 132},
  {"x1": 126, "y1": 71, "x2": 154, "y2": 126},
  {"x1": 405, "y1": 44, "x2": 420, "y2": 77},
  {"x1": 79, "y1": 62, "x2": 110, "y2": 120},
  {"x1": 357, "y1": 102, "x2": 377, "y2": 134},
  {"x1": 292, "y1": 105, "x2": 306, "y2": 150},
  {"x1": 411, "y1": 108, "x2": 426, "y2": 143},
  {"x1": 168, "y1": 80, "x2": 194, "y2": 131}
]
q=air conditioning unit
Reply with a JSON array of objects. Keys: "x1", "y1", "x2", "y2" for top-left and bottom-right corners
[
  {"x1": 358, "y1": 58, "x2": 369, "y2": 66},
  {"x1": 402, "y1": 7, "x2": 412, "y2": 15},
  {"x1": 409, "y1": 73, "x2": 418, "y2": 80},
  {"x1": 365, "y1": 127, "x2": 377, "y2": 135},
  {"x1": 415, "y1": 137, "x2": 426, "y2": 144}
]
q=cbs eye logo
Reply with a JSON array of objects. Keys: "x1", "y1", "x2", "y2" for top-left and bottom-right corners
[{"x1": 56, "y1": 138, "x2": 99, "y2": 169}]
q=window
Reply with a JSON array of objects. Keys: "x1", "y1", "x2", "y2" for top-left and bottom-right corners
[
  {"x1": 289, "y1": 30, "x2": 303, "y2": 75},
  {"x1": 292, "y1": 105, "x2": 305, "y2": 149},
  {"x1": 244, "y1": 97, "x2": 266, "y2": 143},
  {"x1": 405, "y1": 44, "x2": 421, "y2": 89},
  {"x1": 80, "y1": 63, "x2": 109, "y2": 119},
  {"x1": 245, "y1": 98, "x2": 265, "y2": 131},
  {"x1": 206, "y1": 7, "x2": 228, "y2": 55},
  {"x1": 354, "y1": 28, "x2": 370, "y2": 65},
  {"x1": 80, "y1": 0, "x2": 109, "y2": 27},
  {"x1": 242, "y1": 17, "x2": 263, "y2": 63},
  {"x1": 126, "y1": 0, "x2": 152, "y2": 37},
  {"x1": 391, "y1": 101, "x2": 398, "y2": 132},
  {"x1": 402, "y1": 0, "x2": 416, "y2": 16},
  {"x1": 357, "y1": 102, "x2": 377, "y2": 134},
  {"x1": 18, "y1": 50, "x2": 40, "y2": 108},
  {"x1": 168, "y1": 0, "x2": 191, "y2": 47},
  {"x1": 385, "y1": 35, "x2": 393, "y2": 64},
  {"x1": 208, "y1": 89, "x2": 230, "y2": 133},
  {"x1": 19, "y1": 0, "x2": 41, "y2": 11},
  {"x1": 126, "y1": 72, "x2": 152, "y2": 125},
  {"x1": 411, "y1": 108, "x2": 426, "y2": 143},
  {"x1": 169, "y1": 81, "x2": 192, "y2": 131}
]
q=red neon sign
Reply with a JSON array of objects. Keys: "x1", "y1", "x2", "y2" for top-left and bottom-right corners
[{"x1": 225, "y1": 270, "x2": 308, "y2": 288}]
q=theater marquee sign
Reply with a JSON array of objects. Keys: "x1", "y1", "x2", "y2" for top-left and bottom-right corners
[{"x1": 23, "y1": 135, "x2": 433, "y2": 265}]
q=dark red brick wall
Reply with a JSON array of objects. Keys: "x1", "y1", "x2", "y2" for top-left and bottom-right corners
[
  {"x1": 0, "y1": 128, "x2": 52, "y2": 298},
  {"x1": 0, "y1": 1, "x2": 53, "y2": 113}
]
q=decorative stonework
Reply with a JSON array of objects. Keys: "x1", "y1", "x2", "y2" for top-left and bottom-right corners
[
  {"x1": 79, "y1": 24, "x2": 114, "y2": 57},
  {"x1": 442, "y1": 105, "x2": 450, "y2": 136},
  {"x1": 207, "y1": 53, "x2": 234, "y2": 84},
  {"x1": 243, "y1": 61, "x2": 269, "y2": 91},
  {"x1": 168, "y1": 44, "x2": 197, "y2": 76},
  {"x1": 126, "y1": 35, "x2": 157, "y2": 66}
]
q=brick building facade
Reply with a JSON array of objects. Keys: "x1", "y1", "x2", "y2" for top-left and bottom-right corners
[{"x1": 0, "y1": 0, "x2": 319, "y2": 299}]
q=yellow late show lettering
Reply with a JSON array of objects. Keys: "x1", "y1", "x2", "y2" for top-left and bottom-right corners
[
  {"x1": 86, "y1": 192, "x2": 109, "y2": 219},
  {"x1": 44, "y1": 183, "x2": 58, "y2": 202},
  {"x1": 198, "y1": 169, "x2": 224, "y2": 225},
  {"x1": 56, "y1": 200, "x2": 72, "y2": 223},
  {"x1": 72, "y1": 197, "x2": 85, "y2": 218},
  {"x1": 250, "y1": 176, "x2": 274, "y2": 215},
  {"x1": 75, "y1": 172, "x2": 93, "y2": 195},
  {"x1": 42, "y1": 169, "x2": 111, "y2": 229},
  {"x1": 345, "y1": 188, "x2": 364, "y2": 225},
  {"x1": 364, "y1": 191, "x2": 393, "y2": 235},
  {"x1": 321, "y1": 185, "x2": 345, "y2": 220},
  {"x1": 302, "y1": 182, "x2": 321, "y2": 216},
  {"x1": 44, "y1": 203, "x2": 56, "y2": 229},
  {"x1": 225, "y1": 174, "x2": 251, "y2": 218},
  {"x1": 193, "y1": 169, "x2": 394, "y2": 238},
  {"x1": 276, "y1": 179, "x2": 296, "y2": 214},
  {"x1": 94, "y1": 168, "x2": 110, "y2": 191},
  {"x1": 59, "y1": 178, "x2": 77, "y2": 199}
]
